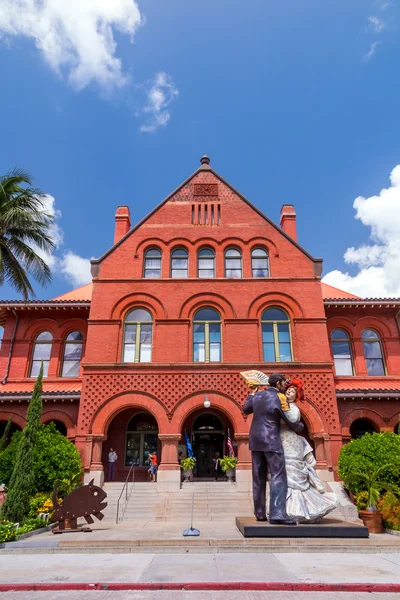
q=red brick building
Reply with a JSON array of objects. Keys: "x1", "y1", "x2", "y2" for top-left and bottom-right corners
[{"x1": 0, "y1": 156, "x2": 399, "y2": 490}]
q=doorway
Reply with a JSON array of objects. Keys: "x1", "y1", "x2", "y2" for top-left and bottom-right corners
[{"x1": 192, "y1": 413, "x2": 224, "y2": 478}]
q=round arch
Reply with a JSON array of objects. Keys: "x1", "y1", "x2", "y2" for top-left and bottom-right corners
[
  {"x1": 297, "y1": 401, "x2": 326, "y2": 437},
  {"x1": 110, "y1": 292, "x2": 167, "y2": 320},
  {"x1": 179, "y1": 292, "x2": 236, "y2": 320},
  {"x1": 248, "y1": 292, "x2": 304, "y2": 320},
  {"x1": 341, "y1": 408, "x2": 385, "y2": 438},
  {"x1": 387, "y1": 412, "x2": 400, "y2": 431},
  {"x1": 0, "y1": 412, "x2": 25, "y2": 430},
  {"x1": 42, "y1": 410, "x2": 76, "y2": 438},
  {"x1": 90, "y1": 392, "x2": 169, "y2": 436},
  {"x1": 171, "y1": 391, "x2": 246, "y2": 434},
  {"x1": 354, "y1": 317, "x2": 391, "y2": 338}
]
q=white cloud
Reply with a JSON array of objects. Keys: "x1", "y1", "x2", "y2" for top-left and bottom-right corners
[
  {"x1": 323, "y1": 165, "x2": 400, "y2": 298},
  {"x1": 31, "y1": 193, "x2": 92, "y2": 286},
  {"x1": 59, "y1": 251, "x2": 92, "y2": 286},
  {"x1": 140, "y1": 72, "x2": 179, "y2": 133},
  {"x1": 364, "y1": 41, "x2": 380, "y2": 61},
  {"x1": 0, "y1": 0, "x2": 142, "y2": 90},
  {"x1": 368, "y1": 16, "x2": 385, "y2": 32}
]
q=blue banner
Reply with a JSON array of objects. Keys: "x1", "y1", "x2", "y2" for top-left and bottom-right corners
[{"x1": 184, "y1": 430, "x2": 194, "y2": 458}]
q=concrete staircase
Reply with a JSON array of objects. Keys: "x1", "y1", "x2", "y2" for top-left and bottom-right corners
[
  {"x1": 102, "y1": 480, "x2": 357, "y2": 524},
  {"x1": 103, "y1": 481, "x2": 254, "y2": 523}
]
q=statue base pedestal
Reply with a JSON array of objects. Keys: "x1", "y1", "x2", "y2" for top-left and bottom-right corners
[{"x1": 236, "y1": 517, "x2": 369, "y2": 538}]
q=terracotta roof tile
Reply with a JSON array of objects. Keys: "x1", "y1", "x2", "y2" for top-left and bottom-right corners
[
  {"x1": 321, "y1": 283, "x2": 361, "y2": 300},
  {"x1": 335, "y1": 379, "x2": 400, "y2": 392},
  {"x1": 52, "y1": 283, "x2": 93, "y2": 302},
  {"x1": 0, "y1": 381, "x2": 82, "y2": 395}
]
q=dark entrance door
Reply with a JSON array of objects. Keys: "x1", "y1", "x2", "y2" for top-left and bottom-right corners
[
  {"x1": 192, "y1": 413, "x2": 225, "y2": 479},
  {"x1": 194, "y1": 432, "x2": 224, "y2": 478}
]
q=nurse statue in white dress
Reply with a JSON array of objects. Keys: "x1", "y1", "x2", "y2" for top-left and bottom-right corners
[{"x1": 280, "y1": 379, "x2": 338, "y2": 523}]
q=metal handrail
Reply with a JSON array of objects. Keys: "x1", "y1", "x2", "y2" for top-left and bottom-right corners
[{"x1": 116, "y1": 464, "x2": 135, "y2": 524}]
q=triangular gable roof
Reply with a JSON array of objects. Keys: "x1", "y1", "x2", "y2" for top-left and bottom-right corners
[
  {"x1": 52, "y1": 282, "x2": 93, "y2": 301},
  {"x1": 321, "y1": 283, "x2": 361, "y2": 300},
  {"x1": 91, "y1": 157, "x2": 322, "y2": 270}
]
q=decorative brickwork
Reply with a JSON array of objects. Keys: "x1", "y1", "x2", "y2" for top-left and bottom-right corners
[{"x1": 193, "y1": 183, "x2": 219, "y2": 197}]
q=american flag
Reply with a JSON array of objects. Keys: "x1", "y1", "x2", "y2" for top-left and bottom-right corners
[{"x1": 227, "y1": 428, "x2": 235, "y2": 457}]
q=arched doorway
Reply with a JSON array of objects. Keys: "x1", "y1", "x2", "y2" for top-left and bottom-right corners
[
  {"x1": 181, "y1": 409, "x2": 235, "y2": 479},
  {"x1": 102, "y1": 409, "x2": 159, "y2": 482},
  {"x1": 394, "y1": 422, "x2": 399, "y2": 435},
  {"x1": 46, "y1": 420, "x2": 67, "y2": 436},
  {"x1": 350, "y1": 419, "x2": 377, "y2": 439}
]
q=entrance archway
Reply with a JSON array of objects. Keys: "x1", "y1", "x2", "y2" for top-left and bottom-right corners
[
  {"x1": 181, "y1": 409, "x2": 235, "y2": 479},
  {"x1": 102, "y1": 409, "x2": 159, "y2": 481},
  {"x1": 350, "y1": 419, "x2": 377, "y2": 439}
]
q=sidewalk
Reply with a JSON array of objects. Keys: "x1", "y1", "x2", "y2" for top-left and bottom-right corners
[
  {"x1": 2, "y1": 519, "x2": 400, "y2": 553},
  {"x1": 1, "y1": 551, "x2": 400, "y2": 586}
]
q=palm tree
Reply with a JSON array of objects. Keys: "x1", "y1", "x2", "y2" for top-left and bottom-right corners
[{"x1": 0, "y1": 169, "x2": 55, "y2": 299}]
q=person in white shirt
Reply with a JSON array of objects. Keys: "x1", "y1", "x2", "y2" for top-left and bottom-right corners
[{"x1": 107, "y1": 448, "x2": 118, "y2": 481}]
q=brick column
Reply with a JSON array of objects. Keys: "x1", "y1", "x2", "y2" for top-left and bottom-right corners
[
  {"x1": 157, "y1": 434, "x2": 181, "y2": 492},
  {"x1": 235, "y1": 433, "x2": 252, "y2": 492},
  {"x1": 86, "y1": 434, "x2": 106, "y2": 487}
]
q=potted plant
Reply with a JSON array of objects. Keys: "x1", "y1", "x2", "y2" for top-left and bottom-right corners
[
  {"x1": 219, "y1": 456, "x2": 238, "y2": 482},
  {"x1": 343, "y1": 463, "x2": 399, "y2": 534},
  {"x1": 180, "y1": 457, "x2": 196, "y2": 481}
]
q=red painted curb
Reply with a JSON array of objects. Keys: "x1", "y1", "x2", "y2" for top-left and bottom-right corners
[{"x1": 0, "y1": 582, "x2": 400, "y2": 592}]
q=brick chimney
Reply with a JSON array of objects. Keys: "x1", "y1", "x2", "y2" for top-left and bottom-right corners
[
  {"x1": 280, "y1": 204, "x2": 297, "y2": 242},
  {"x1": 114, "y1": 206, "x2": 131, "y2": 244}
]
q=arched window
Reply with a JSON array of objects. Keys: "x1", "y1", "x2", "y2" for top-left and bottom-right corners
[
  {"x1": 198, "y1": 247, "x2": 215, "y2": 278},
  {"x1": 123, "y1": 308, "x2": 153, "y2": 363},
  {"x1": 224, "y1": 248, "x2": 242, "y2": 278},
  {"x1": 30, "y1": 331, "x2": 53, "y2": 377},
  {"x1": 126, "y1": 413, "x2": 158, "y2": 467},
  {"x1": 143, "y1": 248, "x2": 161, "y2": 278},
  {"x1": 362, "y1": 329, "x2": 385, "y2": 376},
  {"x1": 193, "y1": 307, "x2": 221, "y2": 363},
  {"x1": 330, "y1": 329, "x2": 353, "y2": 376},
  {"x1": 171, "y1": 247, "x2": 188, "y2": 278},
  {"x1": 251, "y1": 247, "x2": 269, "y2": 278},
  {"x1": 261, "y1": 307, "x2": 292, "y2": 362},
  {"x1": 61, "y1": 331, "x2": 84, "y2": 377}
]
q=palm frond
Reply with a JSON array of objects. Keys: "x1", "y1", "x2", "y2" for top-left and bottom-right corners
[{"x1": 0, "y1": 240, "x2": 35, "y2": 299}]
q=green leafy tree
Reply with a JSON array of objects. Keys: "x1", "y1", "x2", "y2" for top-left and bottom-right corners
[
  {"x1": 0, "y1": 416, "x2": 12, "y2": 451},
  {"x1": 342, "y1": 464, "x2": 400, "y2": 510},
  {"x1": 0, "y1": 168, "x2": 55, "y2": 300},
  {"x1": 338, "y1": 431, "x2": 400, "y2": 493},
  {"x1": 0, "y1": 423, "x2": 82, "y2": 495},
  {"x1": 1, "y1": 364, "x2": 43, "y2": 522}
]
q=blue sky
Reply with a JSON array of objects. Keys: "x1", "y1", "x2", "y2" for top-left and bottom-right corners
[{"x1": 0, "y1": 0, "x2": 400, "y2": 299}]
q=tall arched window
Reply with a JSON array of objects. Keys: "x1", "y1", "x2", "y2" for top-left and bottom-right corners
[
  {"x1": 143, "y1": 248, "x2": 161, "y2": 278},
  {"x1": 261, "y1": 307, "x2": 292, "y2": 362},
  {"x1": 123, "y1": 308, "x2": 153, "y2": 363},
  {"x1": 61, "y1": 331, "x2": 84, "y2": 377},
  {"x1": 193, "y1": 307, "x2": 221, "y2": 362},
  {"x1": 171, "y1": 247, "x2": 188, "y2": 278},
  {"x1": 30, "y1": 331, "x2": 53, "y2": 377},
  {"x1": 362, "y1": 329, "x2": 385, "y2": 376},
  {"x1": 330, "y1": 329, "x2": 353, "y2": 376},
  {"x1": 251, "y1": 247, "x2": 269, "y2": 278},
  {"x1": 225, "y1": 248, "x2": 242, "y2": 278},
  {"x1": 198, "y1": 247, "x2": 215, "y2": 278}
]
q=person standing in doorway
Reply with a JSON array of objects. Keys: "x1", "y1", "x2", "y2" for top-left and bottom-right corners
[
  {"x1": 213, "y1": 451, "x2": 223, "y2": 480},
  {"x1": 107, "y1": 448, "x2": 118, "y2": 481}
]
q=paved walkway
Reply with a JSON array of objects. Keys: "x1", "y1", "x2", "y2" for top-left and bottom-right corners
[
  {"x1": 4, "y1": 520, "x2": 400, "y2": 553},
  {"x1": 1, "y1": 552, "x2": 400, "y2": 585},
  {"x1": 0, "y1": 593, "x2": 399, "y2": 600}
]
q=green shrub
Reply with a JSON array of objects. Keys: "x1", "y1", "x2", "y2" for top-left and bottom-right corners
[
  {"x1": 17, "y1": 516, "x2": 49, "y2": 536},
  {"x1": 180, "y1": 457, "x2": 196, "y2": 470},
  {"x1": 378, "y1": 492, "x2": 400, "y2": 531},
  {"x1": 0, "y1": 423, "x2": 82, "y2": 495},
  {"x1": 0, "y1": 521, "x2": 17, "y2": 543},
  {"x1": 354, "y1": 491, "x2": 369, "y2": 511},
  {"x1": 338, "y1": 432, "x2": 400, "y2": 494},
  {"x1": 218, "y1": 456, "x2": 238, "y2": 472}
]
